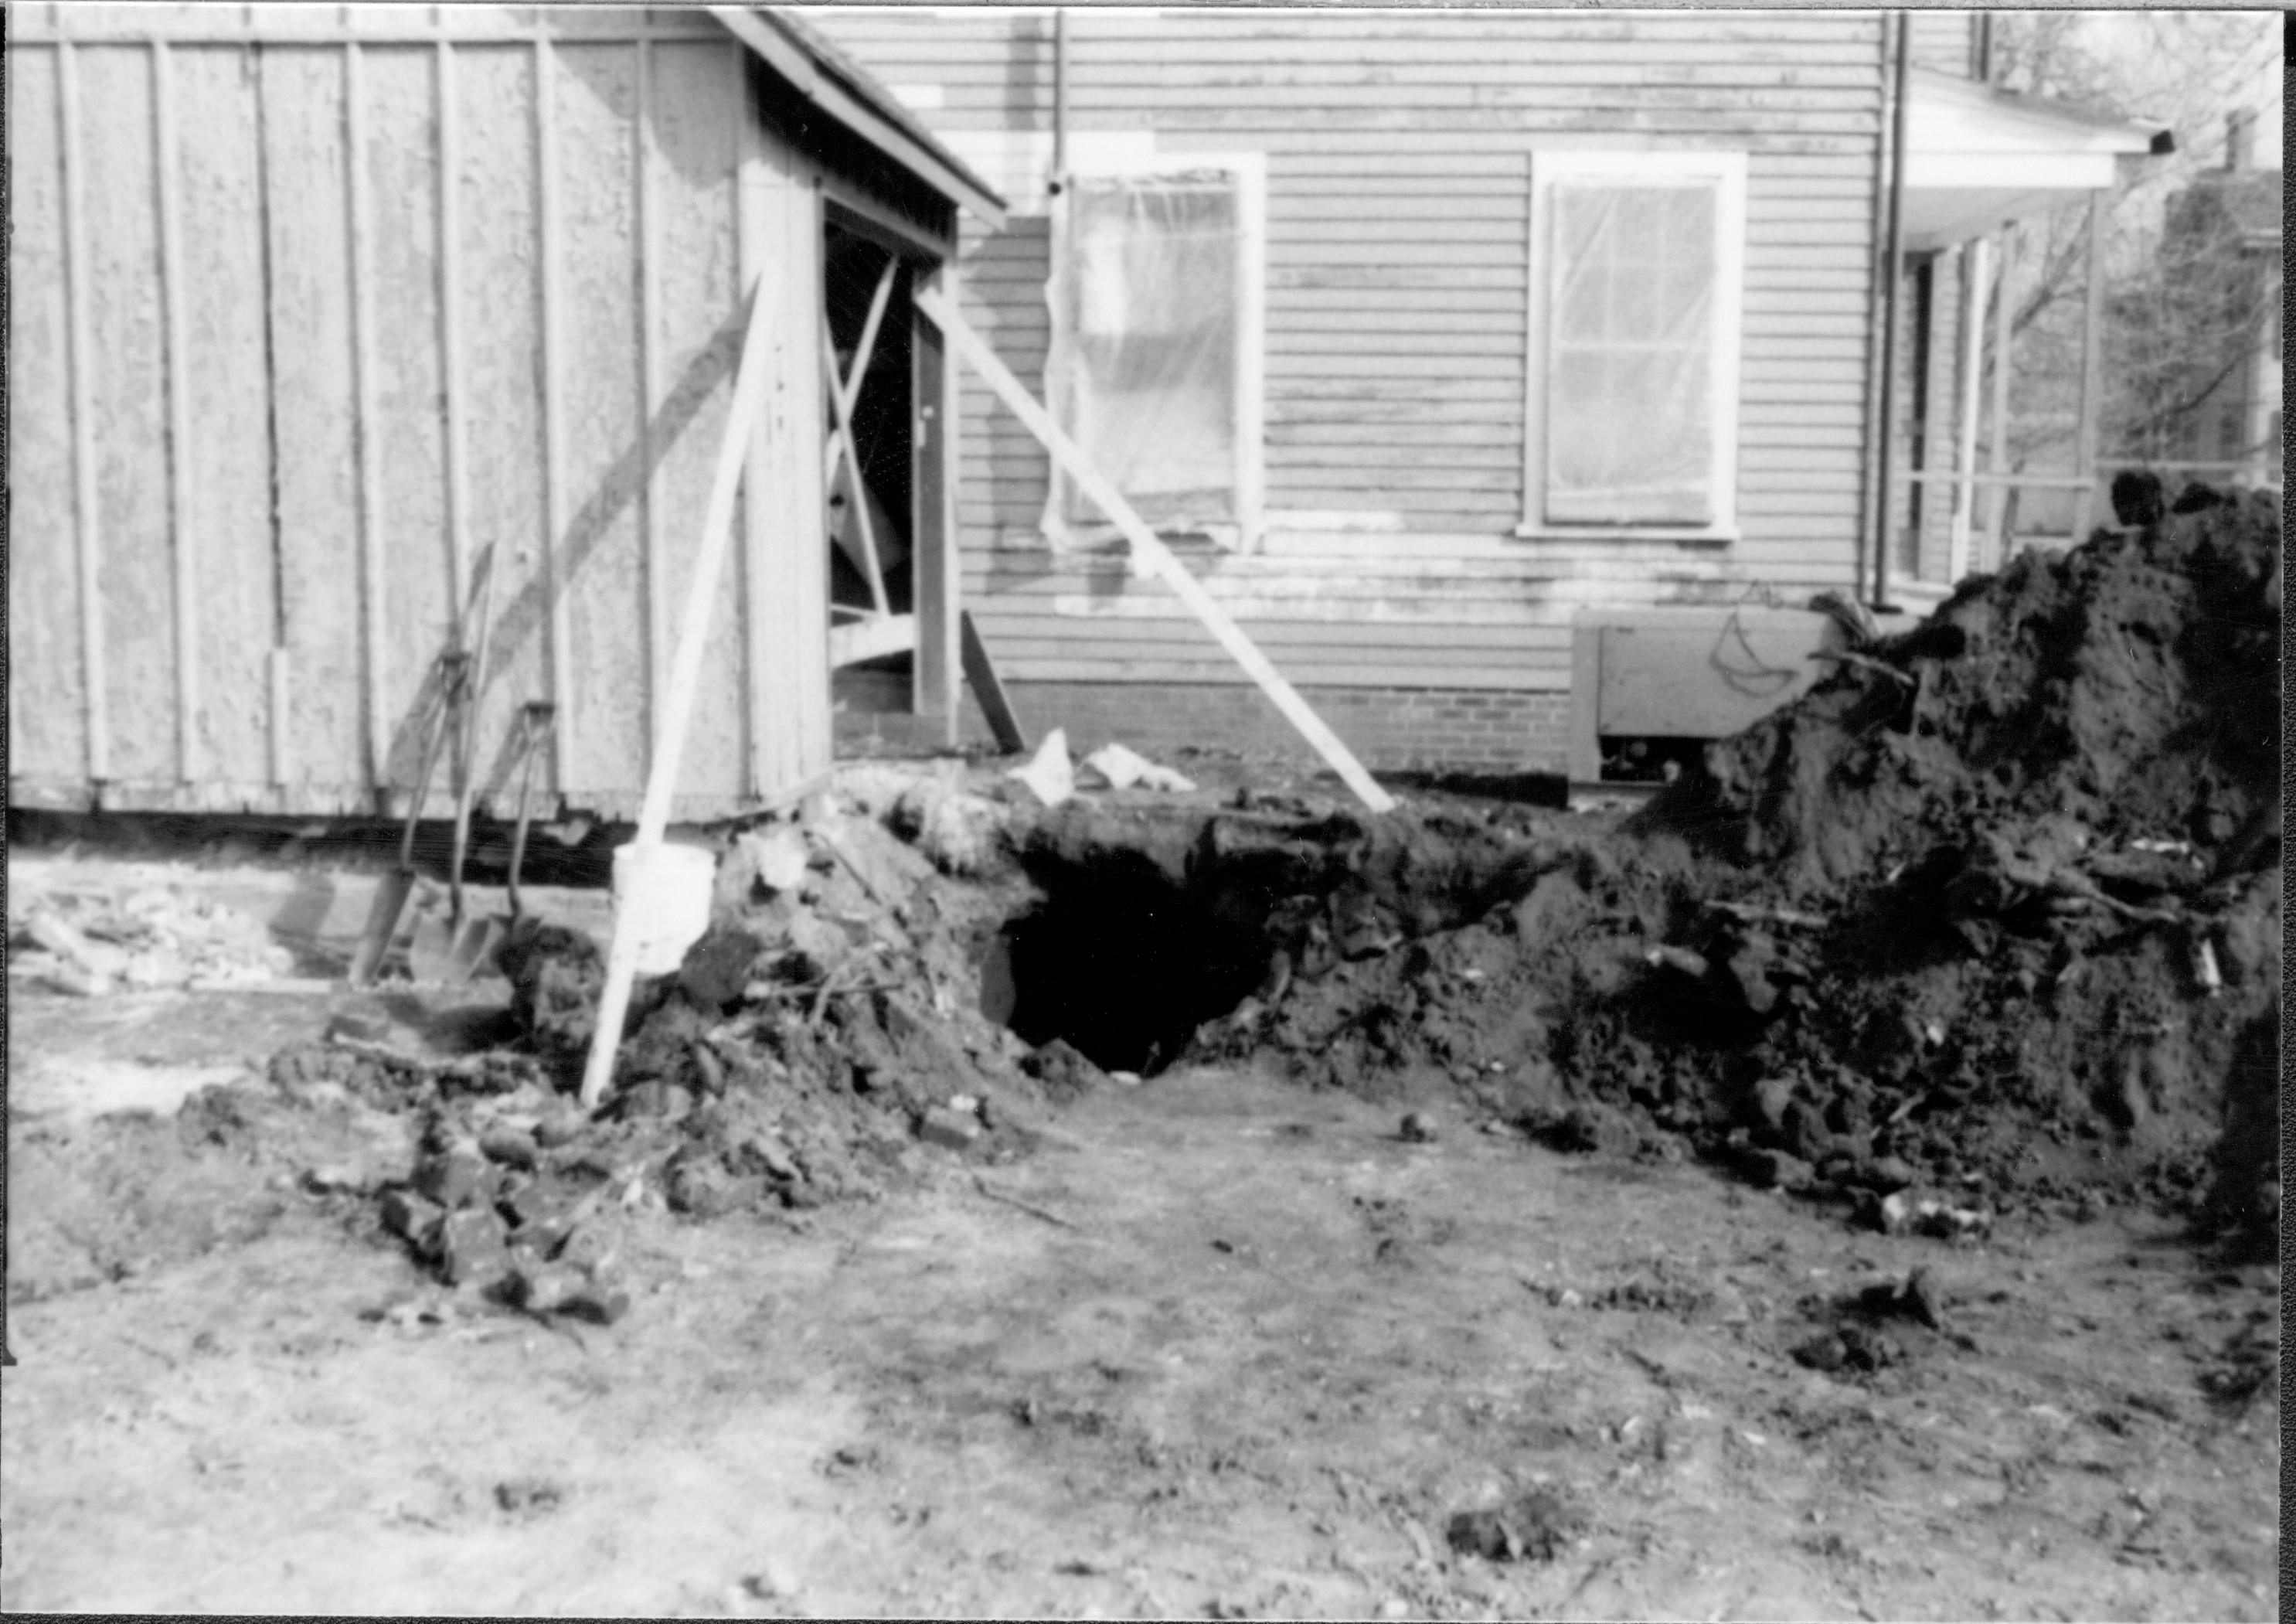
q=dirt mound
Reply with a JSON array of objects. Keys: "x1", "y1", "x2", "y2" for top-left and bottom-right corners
[
  {"x1": 1650, "y1": 492, "x2": 2281, "y2": 890},
  {"x1": 287, "y1": 788, "x2": 1086, "y2": 1313},
  {"x1": 1189, "y1": 496, "x2": 2281, "y2": 1248}
]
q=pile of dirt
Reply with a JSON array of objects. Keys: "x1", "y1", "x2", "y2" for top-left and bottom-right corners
[
  {"x1": 267, "y1": 492, "x2": 2276, "y2": 1306},
  {"x1": 1191, "y1": 494, "x2": 2281, "y2": 1251},
  {"x1": 274, "y1": 780, "x2": 1097, "y2": 1317}
]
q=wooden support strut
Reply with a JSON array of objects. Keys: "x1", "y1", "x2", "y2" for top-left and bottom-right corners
[
  {"x1": 912, "y1": 284, "x2": 1396, "y2": 815},
  {"x1": 821, "y1": 257, "x2": 898, "y2": 617},
  {"x1": 821, "y1": 312, "x2": 891, "y2": 616},
  {"x1": 579, "y1": 274, "x2": 777, "y2": 1112}
]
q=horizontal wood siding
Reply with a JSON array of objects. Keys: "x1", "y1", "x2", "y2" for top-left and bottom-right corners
[
  {"x1": 1904, "y1": 13, "x2": 1977, "y2": 78},
  {"x1": 6, "y1": 14, "x2": 832, "y2": 820},
  {"x1": 815, "y1": 9, "x2": 1884, "y2": 694}
]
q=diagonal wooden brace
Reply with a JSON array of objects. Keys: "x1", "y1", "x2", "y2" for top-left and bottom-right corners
[
  {"x1": 579, "y1": 274, "x2": 777, "y2": 1112},
  {"x1": 911, "y1": 283, "x2": 1396, "y2": 815}
]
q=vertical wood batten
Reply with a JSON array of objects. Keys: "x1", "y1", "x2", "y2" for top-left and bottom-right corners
[
  {"x1": 912, "y1": 258, "x2": 961, "y2": 741},
  {"x1": 152, "y1": 38, "x2": 198, "y2": 784},
  {"x1": 57, "y1": 36, "x2": 111, "y2": 782},
  {"x1": 636, "y1": 37, "x2": 665, "y2": 760},
  {"x1": 731, "y1": 43, "x2": 767, "y2": 796},
  {"x1": 346, "y1": 41, "x2": 389, "y2": 792},
  {"x1": 535, "y1": 34, "x2": 571, "y2": 793},
  {"x1": 437, "y1": 39, "x2": 471, "y2": 706}
]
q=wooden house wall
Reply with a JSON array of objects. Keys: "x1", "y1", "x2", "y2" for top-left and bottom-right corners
[
  {"x1": 813, "y1": 9, "x2": 1887, "y2": 696},
  {"x1": 6, "y1": 5, "x2": 831, "y2": 820},
  {"x1": 1903, "y1": 12, "x2": 1978, "y2": 79}
]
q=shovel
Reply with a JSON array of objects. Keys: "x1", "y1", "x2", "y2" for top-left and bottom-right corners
[
  {"x1": 347, "y1": 652, "x2": 468, "y2": 986},
  {"x1": 410, "y1": 540, "x2": 510, "y2": 983},
  {"x1": 441, "y1": 700, "x2": 554, "y2": 982}
]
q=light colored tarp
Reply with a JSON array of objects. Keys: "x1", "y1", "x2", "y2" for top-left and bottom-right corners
[
  {"x1": 1546, "y1": 182, "x2": 1719, "y2": 527},
  {"x1": 1043, "y1": 169, "x2": 1244, "y2": 547}
]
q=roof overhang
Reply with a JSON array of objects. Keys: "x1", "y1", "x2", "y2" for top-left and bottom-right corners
[
  {"x1": 709, "y1": 6, "x2": 1008, "y2": 232},
  {"x1": 1902, "y1": 68, "x2": 2167, "y2": 251}
]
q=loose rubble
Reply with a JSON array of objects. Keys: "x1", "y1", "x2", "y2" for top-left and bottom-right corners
[
  {"x1": 9, "y1": 887, "x2": 298, "y2": 993},
  {"x1": 239, "y1": 488, "x2": 2277, "y2": 1316}
]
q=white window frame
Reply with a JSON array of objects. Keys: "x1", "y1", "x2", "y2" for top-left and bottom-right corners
[
  {"x1": 1043, "y1": 148, "x2": 1266, "y2": 553},
  {"x1": 1518, "y1": 150, "x2": 1747, "y2": 543}
]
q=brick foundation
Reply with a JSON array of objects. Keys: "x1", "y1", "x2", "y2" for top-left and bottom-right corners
[{"x1": 835, "y1": 669, "x2": 1571, "y2": 774}]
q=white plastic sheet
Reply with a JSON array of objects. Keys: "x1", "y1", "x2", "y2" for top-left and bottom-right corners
[
  {"x1": 1545, "y1": 182, "x2": 1719, "y2": 526},
  {"x1": 1043, "y1": 169, "x2": 1246, "y2": 546}
]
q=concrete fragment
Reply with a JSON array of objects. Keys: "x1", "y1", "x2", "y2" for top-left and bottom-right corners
[
  {"x1": 381, "y1": 1189, "x2": 447, "y2": 1250},
  {"x1": 918, "y1": 1105, "x2": 983, "y2": 1151},
  {"x1": 478, "y1": 1127, "x2": 540, "y2": 1172},
  {"x1": 1008, "y1": 728, "x2": 1076, "y2": 808},
  {"x1": 437, "y1": 1207, "x2": 512, "y2": 1286},
  {"x1": 415, "y1": 1150, "x2": 488, "y2": 1210}
]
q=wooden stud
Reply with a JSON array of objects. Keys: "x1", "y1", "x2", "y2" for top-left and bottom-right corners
[
  {"x1": 535, "y1": 33, "x2": 571, "y2": 795},
  {"x1": 915, "y1": 284, "x2": 1396, "y2": 814},
  {"x1": 437, "y1": 38, "x2": 475, "y2": 798},
  {"x1": 153, "y1": 39, "x2": 198, "y2": 785},
  {"x1": 911, "y1": 260, "x2": 961, "y2": 738},
  {"x1": 57, "y1": 36, "x2": 111, "y2": 783},
  {"x1": 345, "y1": 41, "x2": 390, "y2": 794}
]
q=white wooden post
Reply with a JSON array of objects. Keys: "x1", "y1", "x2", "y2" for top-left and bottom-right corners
[{"x1": 913, "y1": 283, "x2": 1396, "y2": 815}]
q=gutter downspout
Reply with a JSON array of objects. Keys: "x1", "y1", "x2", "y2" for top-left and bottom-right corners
[
  {"x1": 1049, "y1": 9, "x2": 1068, "y2": 199},
  {"x1": 1866, "y1": 10, "x2": 1913, "y2": 611}
]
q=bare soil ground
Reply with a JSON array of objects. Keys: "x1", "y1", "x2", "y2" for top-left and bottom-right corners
[
  {"x1": 5, "y1": 495, "x2": 2281, "y2": 1618},
  {"x1": 4, "y1": 974, "x2": 2279, "y2": 1619}
]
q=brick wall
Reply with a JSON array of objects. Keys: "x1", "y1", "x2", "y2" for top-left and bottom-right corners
[{"x1": 835, "y1": 670, "x2": 1572, "y2": 774}]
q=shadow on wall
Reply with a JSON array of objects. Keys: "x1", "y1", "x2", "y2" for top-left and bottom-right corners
[{"x1": 388, "y1": 308, "x2": 745, "y2": 802}]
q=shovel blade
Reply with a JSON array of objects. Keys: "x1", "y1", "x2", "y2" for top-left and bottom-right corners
[
  {"x1": 348, "y1": 870, "x2": 417, "y2": 985},
  {"x1": 444, "y1": 914, "x2": 510, "y2": 983},
  {"x1": 403, "y1": 904, "x2": 462, "y2": 986}
]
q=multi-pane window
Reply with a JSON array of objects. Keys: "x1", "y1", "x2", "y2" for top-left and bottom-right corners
[
  {"x1": 1043, "y1": 156, "x2": 1265, "y2": 549},
  {"x1": 1522, "y1": 152, "x2": 1746, "y2": 537}
]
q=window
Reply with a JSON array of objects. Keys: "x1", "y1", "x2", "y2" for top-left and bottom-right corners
[
  {"x1": 1521, "y1": 152, "x2": 1746, "y2": 539},
  {"x1": 1042, "y1": 153, "x2": 1265, "y2": 550}
]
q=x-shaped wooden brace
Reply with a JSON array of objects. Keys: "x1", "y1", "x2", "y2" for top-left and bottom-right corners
[{"x1": 822, "y1": 257, "x2": 900, "y2": 618}]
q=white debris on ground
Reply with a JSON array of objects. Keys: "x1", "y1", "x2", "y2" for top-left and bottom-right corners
[
  {"x1": 1002, "y1": 731, "x2": 1197, "y2": 809},
  {"x1": 1082, "y1": 742, "x2": 1196, "y2": 794},
  {"x1": 9, "y1": 886, "x2": 297, "y2": 995},
  {"x1": 1008, "y1": 728, "x2": 1078, "y2": 809}
]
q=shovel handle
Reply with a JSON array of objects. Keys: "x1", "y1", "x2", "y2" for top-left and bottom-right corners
[
  {"x1": 397, "y1": 655, "x2": 466, "y2": 869},
  {"x1": 505, "y1": 703, "x2": 553, "y2": 919}
]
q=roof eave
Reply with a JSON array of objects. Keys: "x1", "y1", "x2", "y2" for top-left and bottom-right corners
[{"x1": 709, "y1": 5, "x2": 1009, "y2": 233}]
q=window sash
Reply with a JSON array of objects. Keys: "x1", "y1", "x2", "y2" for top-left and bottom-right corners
[
  {"x1": 1521, "y1": 153, "x2": 1744, "y2": 540},
  {"x1": 1043, "y1": 155, "x2": 1266, "y2": 551}
]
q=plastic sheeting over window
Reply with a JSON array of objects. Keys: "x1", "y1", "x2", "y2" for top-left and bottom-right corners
[
  {"x1": 1043, "y1": 168, "x2": 1253, "y2": 547},
  {"x1": 1545, "y1": 182, "x2": 1721, "y2": 527}
]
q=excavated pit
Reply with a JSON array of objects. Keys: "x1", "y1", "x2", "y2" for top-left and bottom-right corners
[{"x1": 303, "y1": 487, "x2": 2277, "y2": 1307}]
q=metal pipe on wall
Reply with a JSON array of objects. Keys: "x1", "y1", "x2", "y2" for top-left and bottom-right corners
[
  {"x1": 1050, "y1": 9, "x2": 1067, "y2": 197},
  {"x1": 1867, "y1": 10, "x2": 1912, "y2": 610}
]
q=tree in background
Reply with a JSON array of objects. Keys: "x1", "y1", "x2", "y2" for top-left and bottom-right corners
[{"x1": 1981, "y1": 11, "x2": 2281, "y2": 478}]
